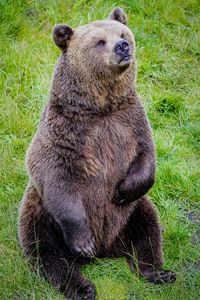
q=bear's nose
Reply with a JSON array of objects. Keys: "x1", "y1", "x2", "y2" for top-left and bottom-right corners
[{"x1": 114, "y1": 39, "x2": 130, "y2": 56}]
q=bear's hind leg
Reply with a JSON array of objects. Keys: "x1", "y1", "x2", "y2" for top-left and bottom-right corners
[
  {"x1": 40, "y1": 253, "x2": 96, "y2": 300},
  {"x1": 19, "y1": 184, "x2": 96, "y2": 300},
  {"x1": 124, "y1": 196, "x2": 176, "y2": 284}
]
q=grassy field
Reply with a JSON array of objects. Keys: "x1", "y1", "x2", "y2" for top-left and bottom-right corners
[{"x1": 0, "y1": 0, "x2": 200, "y2": 299}]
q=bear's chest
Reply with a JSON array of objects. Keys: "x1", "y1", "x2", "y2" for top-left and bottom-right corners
[{"x1": 83, "y1": 113, "x2": 137, "y2": 182}]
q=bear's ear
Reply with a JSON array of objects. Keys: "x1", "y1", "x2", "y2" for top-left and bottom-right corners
[
  {"x1": 108, "y1": 8, "x2": 128, "y2": 25},
  {"x1": 53, "y1": 24, "x2": 74, "y2": 50}
]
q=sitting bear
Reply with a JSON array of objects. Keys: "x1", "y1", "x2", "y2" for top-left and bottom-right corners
[{"x1": 18, "y1": 8, "x2": 176, "y2": 300}]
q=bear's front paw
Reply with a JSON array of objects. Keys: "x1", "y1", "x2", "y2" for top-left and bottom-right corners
[
  {"x1": 112, "y1": 191, "x2": 126, "y2": 205},
  {"x1": 72, "y1": 236, "x2": 96, "y2": 257},
  {"x1": 116, "y1": 178, "x2": 149, "y2": 203},
  {"x1": 112, "y1": 184, "x2": 133, "y2": 205}
]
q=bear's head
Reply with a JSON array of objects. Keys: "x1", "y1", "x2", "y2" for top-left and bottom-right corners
[
  {"x1": 53, "y1": 8, "x2": 135, "y2": 82},
  {"x1": 53, "y1": 8, "x2": 136, "y2": 104}
]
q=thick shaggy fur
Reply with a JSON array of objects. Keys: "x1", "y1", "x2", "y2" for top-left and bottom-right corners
[{"x1": 18, "y1": 8, "x2": 176, "y2": 300}]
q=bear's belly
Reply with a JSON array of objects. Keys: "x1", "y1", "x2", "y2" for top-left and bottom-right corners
[{"x1": 82, "y1": 117, "x2": 137, "y2": 248}]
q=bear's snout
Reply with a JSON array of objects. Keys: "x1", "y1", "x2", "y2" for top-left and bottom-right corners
[{"x1": 114, "y1": 39, "x2": 130, "y2": 59}]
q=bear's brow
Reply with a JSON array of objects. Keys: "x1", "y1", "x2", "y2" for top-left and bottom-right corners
[
  {"x1": 75, "y1": 20, "x2": 131, "y2": 40},
  {"x1": 78, "y1": 20, "x2": 123, "y2": 31}
]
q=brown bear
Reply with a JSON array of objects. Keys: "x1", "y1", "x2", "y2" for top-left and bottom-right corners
[{"x1": 18, "y1": 8, "x2": 176, "y2": 300}]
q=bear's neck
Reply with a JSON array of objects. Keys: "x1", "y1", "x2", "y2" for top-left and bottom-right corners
[{"x1": 50, "y1": 57, "x2": 136, "y2": 119}]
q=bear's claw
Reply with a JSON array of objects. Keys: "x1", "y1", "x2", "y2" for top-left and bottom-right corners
[{"x1": 72, "y1": 236, "x2": 96, "y2": 257}]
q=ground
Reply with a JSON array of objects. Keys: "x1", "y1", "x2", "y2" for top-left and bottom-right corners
[{"x1": 0, "y1": 0, "x2": 199, "y2": 299}]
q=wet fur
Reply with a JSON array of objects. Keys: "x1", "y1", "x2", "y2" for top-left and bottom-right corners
[{"x1": 18, "y1": 8, "x2": 176, "y2": 300}]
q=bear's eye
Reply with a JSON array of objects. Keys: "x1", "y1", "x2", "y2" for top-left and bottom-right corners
[
  {"x1": 96, "y1": 39, "x2": 106, "y2": 47},
  {"x1": 121, "y1": 33, "x2": 125, "y2": 39}
]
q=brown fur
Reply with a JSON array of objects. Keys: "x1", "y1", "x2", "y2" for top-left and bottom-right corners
[{"x1": 18, "y1": 8, "x2": 176, "y2": 300}]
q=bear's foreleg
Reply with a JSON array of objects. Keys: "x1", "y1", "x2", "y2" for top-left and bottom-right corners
[
  {"x1": 113, "y1": 107, "x2": 157, "y2": 205},
  {"x1": 124, "y1": 197, "x2": 176, "y2": 284},
  {"x1": 43, "y1": 176, "x2": 96, "y2": 257},
  {"x1": 114, "y1": 150, "x2": 155, "y2": 204}
]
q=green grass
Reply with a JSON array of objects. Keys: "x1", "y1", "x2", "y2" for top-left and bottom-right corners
[{"x1": 0, "y1": 0, "x2": 200, "y2": 299}]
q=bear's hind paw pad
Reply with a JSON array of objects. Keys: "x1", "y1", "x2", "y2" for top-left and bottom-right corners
[
  {"x1": 76, "y1": 283, "x2": 96, "y2": 300},
  {"x1": 147, "y1": 269, "x2": 176, "y2": 284}
]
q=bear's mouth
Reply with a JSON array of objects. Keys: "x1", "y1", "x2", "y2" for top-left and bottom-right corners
[{"x1": 118, "y1": 54, "x2": 132, "y2": 64}]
